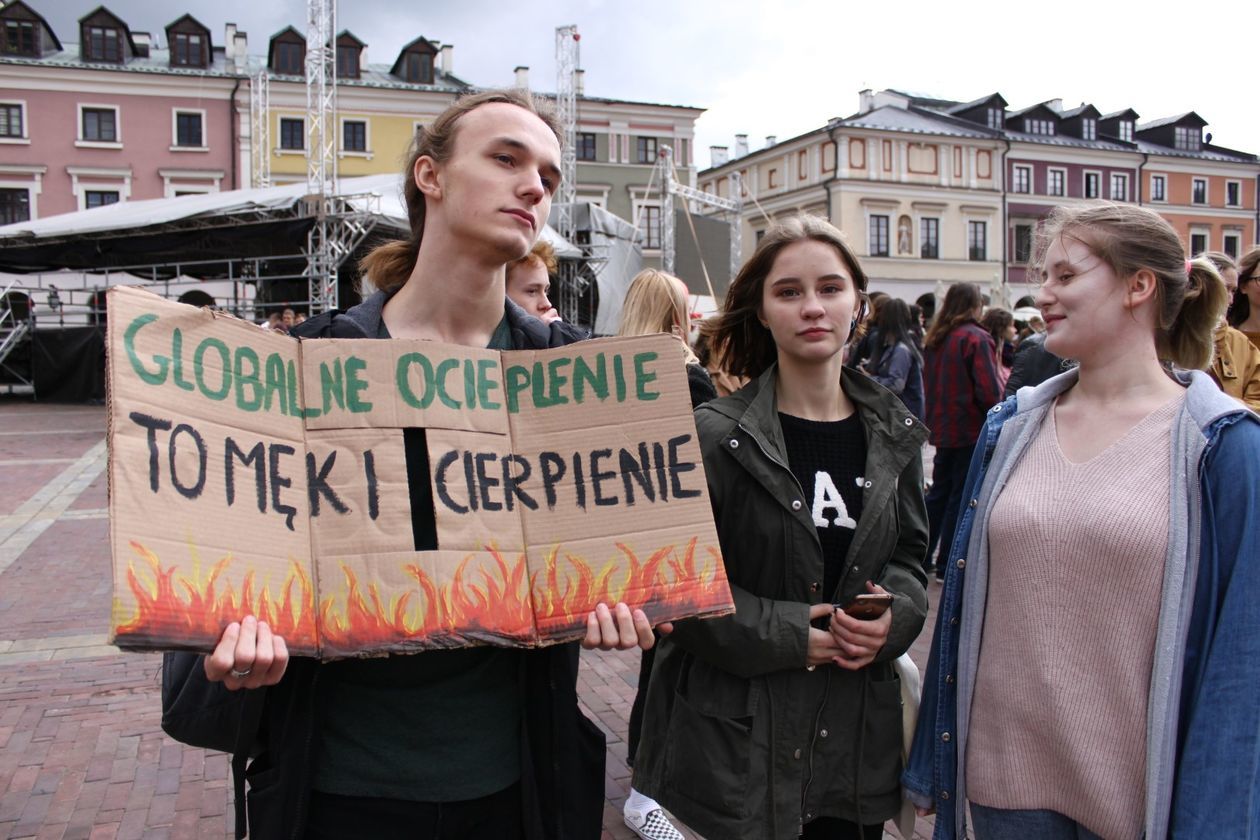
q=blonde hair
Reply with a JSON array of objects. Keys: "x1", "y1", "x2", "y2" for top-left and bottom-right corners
[
  {"x1": 617, "y1": 269, "x2": 698, "y2": 365},
  {"x1": 702, "y1": 214, "x2": 869, "y2": 379},
  {"x1": 509, "y1": 240, "x2": 557, "y2": 276},
  {"x1": 1033, "y1": 202, "x2": 1228, "y2": 370},
  {"x1": 358, "y1": 89, "x2": 561, "y2": 294}
]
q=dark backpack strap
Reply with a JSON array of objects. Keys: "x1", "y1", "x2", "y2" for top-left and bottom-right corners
[
  {"x1": 230, "y1": 688, "x2": 267, "y2": 839},
  {"x1": 231, "y1": 752, "x2": 249, "y2": 839}
]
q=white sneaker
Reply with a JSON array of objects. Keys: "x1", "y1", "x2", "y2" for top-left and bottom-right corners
[{"x1": 623, "y1": 803, "x2": 684, "y2": 840}]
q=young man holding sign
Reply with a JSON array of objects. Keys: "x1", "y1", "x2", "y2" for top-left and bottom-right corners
[{"x1": 164, "y1": 89, "x2": 656, "y2": 840}]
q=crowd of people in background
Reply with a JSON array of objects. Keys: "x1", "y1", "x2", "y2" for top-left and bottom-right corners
[
  {"x1": 159, "y1": 88, "x2": 1260, "y2": 840},
  {"x1": 258, "y1": 306, "x2": 307, "y2": 333}
]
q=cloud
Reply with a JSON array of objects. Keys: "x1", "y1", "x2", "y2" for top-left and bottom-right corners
[{"x1": 32, "y1": 0, "x2": 1260, "y2": 174}]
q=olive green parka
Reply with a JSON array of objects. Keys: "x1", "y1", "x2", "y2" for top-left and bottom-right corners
[{"x1": 632, "y1": 365, "x2": 929, "y2": 839}]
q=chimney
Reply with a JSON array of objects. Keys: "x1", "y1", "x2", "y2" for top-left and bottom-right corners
[
  {"x1": 440, "y1": 44, "x2": 453, "y2": 74},
  {"x1": 575, "y1": 68, "x2": 585, "y2": 96},
  {"x1": 765, "y1": 135, "x2": 777, "y2": 148},
  {"x1": 225, "y1": 23, "x2": 237, "y2": 61},
  {"x1": 132, "y1": 31, "x2": 150, "y2": 58},
  {"x1": 514, "y1": 65, "x2": 529, "y2": 90},
  {"x1": 734, "y1": 134, "x2": 749, "y2": 158},
  {"x1": 234, "y1": 31, "x2": 248, "y2": 67},
  {"x1": 859, "y1": 88, "x2": 875, "y2": 114},
  {"x1": 710, "y1": 146, "x2": 729, "y2": 167}
]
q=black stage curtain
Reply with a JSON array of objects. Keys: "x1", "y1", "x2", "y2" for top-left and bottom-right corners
[{"x1": 32, "y1": 327, "x2": 105, "y2": 403}]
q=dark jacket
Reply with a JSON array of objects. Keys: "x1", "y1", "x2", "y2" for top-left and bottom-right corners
[
  {"x1": 632, "y1": 366, "x2": 929, "y2": 839},
  {"x1": 685, "y1": 362, "x2": 718, "y2": 408},
  {"x1": 868, "y1": 340, "x2": 925, "y2": 422},
  {"x1": 1002, "y1": 332, "x2": 1071, "y2": 399},
  {"x1": 161, "y1": 292, "x2": 604, "y2": 840}
]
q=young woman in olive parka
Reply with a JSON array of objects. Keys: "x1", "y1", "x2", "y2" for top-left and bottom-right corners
[{"x1": 632, "y1": 215, "x2": 929, "y2": 840}]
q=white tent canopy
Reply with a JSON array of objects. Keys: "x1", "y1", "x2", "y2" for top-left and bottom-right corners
[{"x1": 0, "y1": 174, "x2": 581, "y2": 258}]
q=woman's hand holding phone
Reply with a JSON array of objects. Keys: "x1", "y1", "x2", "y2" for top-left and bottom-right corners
[
  {"x1": 806, "y1": 603, "x2": 846, "y2": 667},
  {"x1": 828, "y1": 582, "x2": 893, "y2": 670}
]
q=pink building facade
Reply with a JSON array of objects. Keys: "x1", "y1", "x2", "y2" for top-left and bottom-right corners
[{"x1": 0, "y1": 3, "x2": 245, "y2": 223}]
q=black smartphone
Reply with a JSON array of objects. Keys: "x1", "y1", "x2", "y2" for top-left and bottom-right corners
[{"x1": 835, "y1": 593, "x2": 894, "y2": 620}]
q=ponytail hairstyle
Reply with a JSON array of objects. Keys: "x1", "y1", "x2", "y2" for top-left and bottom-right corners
[
  {"x1": 1230, "y1": 246, "x2": 1260, "y2": 328},
  {"x1": 1032, "y1": 202, "x2": 1229, "y2": 370},
  {"x1": 358, "y1": 89, "x2": 562, "y2": 294},
  {"x1": 923, "y1": 282, "x2": 983, "y2": 350},
  {"x1": 702, "y1": 214, "x2": 869, "y2": 380}
]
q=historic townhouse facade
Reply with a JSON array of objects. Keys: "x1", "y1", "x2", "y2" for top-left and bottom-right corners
[
  {"x1": 698, "y1": 89, "x2": 1005, "y2": 302},
  {"x1": 253, "y1": 27, "x2": 702, "y2": 265},
  {"x1": 699, "y1": 89, "x2": 1259, "y2": 301},
  {"x1": 1, "y1": 2, "x2": 705, "y2": 271},
  {"x1": 993, "y1": 99, "x2": 1144, "y2": 288},
  {"x1": 257, "y1": 26, "x2": 472, "y2": 187},
  {"x1": 0, "y1": 2, "x2": 246, "y2": 223},
  {"x1": 568, "y1": 93, "x2": 702, "y2": 260},
  {"x1": 1136, "y1": 113, "x2": 1257, "y2": 262}
]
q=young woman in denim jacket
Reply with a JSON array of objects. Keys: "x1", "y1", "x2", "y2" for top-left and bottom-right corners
[{"x1": 903, "y1": 202, "x2": 1260, "y2": 839}]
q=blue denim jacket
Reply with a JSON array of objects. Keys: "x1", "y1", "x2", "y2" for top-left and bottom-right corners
[{"x1": 902, "y1": 368, "x2": 1260, "y2": 839}]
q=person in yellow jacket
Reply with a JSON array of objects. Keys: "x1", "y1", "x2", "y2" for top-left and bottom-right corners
[{"x1": 1205, "y1": 252, "x2": 1260, "y2": 411}]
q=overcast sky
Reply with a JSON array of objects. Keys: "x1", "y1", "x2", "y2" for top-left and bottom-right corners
[{"x1": 45, "y1": 0, "x2": 1260, "y2": 172}]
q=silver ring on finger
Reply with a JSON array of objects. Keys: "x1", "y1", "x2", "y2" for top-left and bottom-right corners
[{"x1": 230, "y1": 667, "x2": 253, "y2": 679}]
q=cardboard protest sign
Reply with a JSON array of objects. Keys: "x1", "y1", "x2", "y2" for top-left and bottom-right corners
[{"x1": 107, "y1": 287, "x2": 733, "y2": 659}]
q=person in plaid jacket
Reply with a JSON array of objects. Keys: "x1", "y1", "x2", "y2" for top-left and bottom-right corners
[{"x1": 922, "y1": 283, "x2": 1003, "y2": 577}]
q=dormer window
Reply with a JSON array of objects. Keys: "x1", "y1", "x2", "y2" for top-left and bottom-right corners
[
  {"x1": 404, "y1": 51, "x2": 433, "y2": 83},
  {"x1": 336, "y1": 44, "x2": 359, "y2": 78},
  {"x1": 2, "y1": 20, "x2": 35, "y2": 55},
  {"x1": 85, "y1": 25, "x2": 122, "y2": 62},
  {"x1": 1174, "y1": 126, "x2": 1200, "y2": 151},
  {"x1": 171, "y1": 31, "x2": 204, "y2": 67},
  {"x1": 1081, "y1": 118, "x2": 1096, "y2": 140},
  {"x1": 1024, "y1": 118, "x2": 1055, "y2": 136},
  {"x1": 1118, "y1": 121, "x2": 1133, "y2": 142},
  {"x1": 275, "y1": 41, "x2": 302, "y2": 74},
  {"x1": 987, "y1": 108, "x2": 1003, "y2": 129}
]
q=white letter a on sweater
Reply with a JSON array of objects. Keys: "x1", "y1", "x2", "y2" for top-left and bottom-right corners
[{"x1": 812, "y1": 471, "x2": 856, "y2": 529}]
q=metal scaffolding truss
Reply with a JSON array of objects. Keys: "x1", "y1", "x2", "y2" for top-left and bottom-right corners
[
  {"x1": 304, "y1": 193, "x2": 380, "y2": 311},
  {"x1": 304, "y1": 0, "x2": 343, "y2": 313},
  {"x1": 552, "y1": 25, "x2": 585, "y2": 321},
  {"x1": 304, "y1": 0, "x2": 337, "y2": 199},
  {"x1": 554, "y1": 25, "x2": 579, "y2": 235},
  {"x1": 657, "y1": 146, "x2": 743, "y2": 285},
  {"x1": 249, "y1": 68, "x2": 271, "y2": 188}
]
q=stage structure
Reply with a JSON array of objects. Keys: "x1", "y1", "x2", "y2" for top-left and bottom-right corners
[
  {"x1": 551, "y1": 24, "x2": 594, "y2": 325},
  {"x1": 656, "y1": 146, "x2": 743, "y2": 302},
  {"x1": 0, "y1": 174, "x2": 590, "y2": 398}
]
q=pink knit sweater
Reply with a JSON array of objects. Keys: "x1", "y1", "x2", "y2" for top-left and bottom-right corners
[{"x1": 966, "y1": 397, "x2": 1180, "y2": 839}]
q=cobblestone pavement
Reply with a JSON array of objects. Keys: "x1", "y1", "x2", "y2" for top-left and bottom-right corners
[{"x1": 0, "y1": 399, "x2": 938, "y2": 839}]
